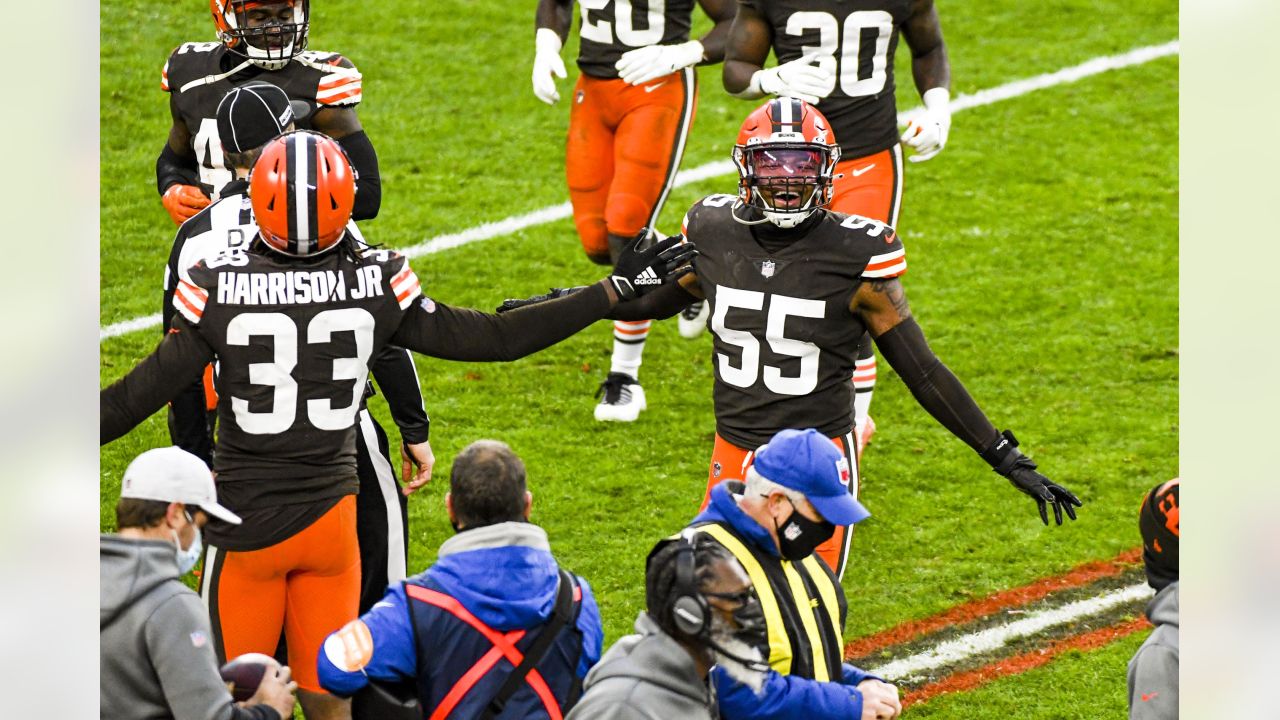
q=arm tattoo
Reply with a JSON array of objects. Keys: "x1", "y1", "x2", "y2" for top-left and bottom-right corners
[{"x1": 866, "y1": 278, "x2": 913, "y2": 322}]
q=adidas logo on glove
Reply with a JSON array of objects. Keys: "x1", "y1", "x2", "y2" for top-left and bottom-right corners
[{"x1": 634, "y1": 267, "x2": 662, "y2": 286}]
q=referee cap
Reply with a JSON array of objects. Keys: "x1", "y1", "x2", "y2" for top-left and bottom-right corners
[
  {"x1": 121, "y1": 447, "x2": 241, "y2": 525},
  {"x1": 752, "y1": 428, "x2": 869, "y2": 526},
  {"x1": 216, "y1": 80, "x2": 294, "y2": 154}
]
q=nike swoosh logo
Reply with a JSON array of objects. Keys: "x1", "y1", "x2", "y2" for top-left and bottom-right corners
[
  {"x1": 643, "y1": 81, "x2": 667, "y2": 93},
  {"x1": 849, "y1": 163, "x2": 876, "y2": 177},
  {"x1": 1141, "y1": 692, "x2": 1159, "y2": 702}
]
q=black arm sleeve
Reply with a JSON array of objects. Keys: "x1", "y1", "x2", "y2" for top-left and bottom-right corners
[
  {"x1": 370, "y1": 345, "x2": 430, "y2": 444},
  {"x1": 392, "y1": 282, "x2": 611, "y2": 361},
  {"x1": 606, "y1": 282, "x2": 698, "y2": 321},
  {"x1": 338, "y1": 131, "x2": 381, "y2": 220},
  {"x1": 101, "y1": 318, "x2": 217, "y2": 444},
  {"x1": 873, "y1": 317, "x2": 1000, "y2": 453},
  {"x1": 157, "y1": 143, "x2": 199, "y2": 195}
]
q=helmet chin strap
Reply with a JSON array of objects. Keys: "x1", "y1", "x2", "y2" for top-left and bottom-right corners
[
  {"x1": 178, "y1": 58, "x2": 254, "y2": 94},
  {"x1": 730, "y1": 200, "x2": 772, "y2": 227}
]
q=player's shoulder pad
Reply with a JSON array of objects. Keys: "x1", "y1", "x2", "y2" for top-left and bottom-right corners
[
  {"x1": 683, "y1": 194, "x2": 739, "y2": 235},
  {"x1": 833, "y1": 213, "x2": 907, "y2": 279},
  {"x1": 161, "y1": 41, "x2": 222, "y2": 93},
  {"x1": 299, "y1": 51, "x2": 363, "y2": 107},
  {"x1": 361, "y1": 247, "x2": 421, "y2": 310},
  {"x1": 173, "y1": 259, "x2": 216, "y2": 325}
]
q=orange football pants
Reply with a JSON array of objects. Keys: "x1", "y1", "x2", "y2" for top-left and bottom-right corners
[
  {"x1": 566, "y1": 67, "x2": 697, "y2": 262},
  {"x1": 201, "y1": 495, "x2": 360, "y2": 693},
  {"x1": 703, "y1": 431, "x2": 860, "y2": 579},
  {"x1": 829, "y1": 144, "x2": 903, "y2": 225}
]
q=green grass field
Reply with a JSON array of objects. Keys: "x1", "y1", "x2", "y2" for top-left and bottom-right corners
[{"x1": 101, "y1": 0, "x2": 1177, "y2": 715}]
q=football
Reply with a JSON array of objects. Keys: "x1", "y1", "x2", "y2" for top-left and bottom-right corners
[{"x1": 219, "y1": 653, "x2": 280, "y2": 702}]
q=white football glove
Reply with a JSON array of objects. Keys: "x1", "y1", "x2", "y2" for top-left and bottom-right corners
[
  {"x1": 900, "y1": 87, "x2": 951, "y2": 162},
  {"x1": 749, "y1": 52, "x2": 834, "y2": 104},
  {"x1": 532, "y1": 28, "x2": 568, "y2": 105},
  {"x1": 615, "y1": 40, "x2": 704, "y2": 86}
]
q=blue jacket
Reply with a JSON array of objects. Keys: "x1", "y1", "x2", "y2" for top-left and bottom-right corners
[
  {"x1": 694, "y1": 482, "x2": 880, "y2": 720},
  {"x1": 318, "y1": 522, "x2": 603, "y2": 715}
]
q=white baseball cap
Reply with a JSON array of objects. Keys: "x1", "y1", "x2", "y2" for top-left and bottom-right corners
[{"x1": 120, "y1": 447, "x2": 242, "y2": 525}]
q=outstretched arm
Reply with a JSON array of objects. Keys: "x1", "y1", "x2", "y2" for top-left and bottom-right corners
[
  {"x1": 853, "y1": 277, "x2": 998, "y2": 451},
  {"x1": 392, "y1": 281, "x2": 617, "y2": 362},
  {"x1": 101, "y1": 318, "x2": 216, "y2": 444},
  {"x1": 853, "y1": 277, "x2": 1082, "y2": 524}
]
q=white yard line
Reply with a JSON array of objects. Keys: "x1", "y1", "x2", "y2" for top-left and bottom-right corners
[
  {"x1": 868, "y1": 583, "x2": 1154, "y2": 680},
  {"x1": 100, "y1": 40, "x2": 1178, "y2": 342}
]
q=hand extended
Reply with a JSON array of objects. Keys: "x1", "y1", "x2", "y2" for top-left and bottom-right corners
[
  {"x1": 608, "y1": 229, "x2": 697, "y2": 301},
  {"x1": 981, "y1": 430, "x2": 1083, "y2": 526}
]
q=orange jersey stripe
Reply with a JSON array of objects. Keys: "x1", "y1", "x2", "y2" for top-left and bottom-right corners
[
  {"x1": 318, "y1": 88, "x2": 362, "y2": 105},
  {"x1": 179, "y1": 279, "x2": 209, "y2": 302},
  {"x1": 395, "y1": 281, "x2": 421, "y2": 303},
  {"x1": 175, "y1": 289, "x2": 204, "y2": 320}
]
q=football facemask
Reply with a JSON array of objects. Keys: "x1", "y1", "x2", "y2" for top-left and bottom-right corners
[
  {"x1": 212, "y1": 0, "x2": 309, "y2": 70},
  {"x1": 732, "y1": 98, "x2": 840, "y2": 229}
]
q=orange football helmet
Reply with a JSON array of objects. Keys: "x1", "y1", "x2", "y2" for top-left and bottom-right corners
[
  {"x1": 732, "y1": 97, "x2": 841, "y2": 228},
  {"x1": 211, "y1": 0, "x2": 309, "y2": 70},
  {"x1": 250, "y1": 131, "x2": 356, "y2": 257}
]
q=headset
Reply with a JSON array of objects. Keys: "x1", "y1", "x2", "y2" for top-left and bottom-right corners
[{"x1": 667, "y1": 529, "x2": 710, "y2": 640}]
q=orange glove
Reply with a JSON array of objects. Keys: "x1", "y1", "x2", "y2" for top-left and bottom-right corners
[{"x1": 162, "y1": 184, "x2": 211, "y2": 225}]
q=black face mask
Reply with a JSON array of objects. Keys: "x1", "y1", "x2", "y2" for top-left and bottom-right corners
[{"x1": 774, "y1": 497, "x2": 836, "y2": 561}]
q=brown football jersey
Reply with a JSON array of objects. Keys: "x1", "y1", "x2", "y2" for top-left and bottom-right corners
[
  {"x1": 174, "y1": 241, "x2": 420, "y2": 546},
  {"x1": 743, "y1": 0, "x2": 911, "y2": 158},
  {"x1": 162, "y1": 42, "x2": 363, "y2": 197},
  {"x1": 682, "y1": 194, "x2": 906, "y2": 449}
]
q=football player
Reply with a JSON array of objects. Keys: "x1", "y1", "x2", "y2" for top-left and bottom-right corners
[
  {"x1": 721, "y1": 0, "x2": 953, "y2": 457},
  {"x1": 103, "y1": 131, "x2": 694, "y2": 719},
  {"x1": 607, "y1": 99, "x2": 1079, "y2": 578},
  {"x1": 157, "y1": 0, "x2": 380, "y2": 225},
  {"x1": 531, "y1": 0, "x2": 734, "y2": 422},
  {"x1": 163, "y1": 82, "x2": 433, "y2": 625}
]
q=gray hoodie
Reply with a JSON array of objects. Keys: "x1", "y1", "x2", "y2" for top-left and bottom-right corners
[
  {"x1": 100, "y1": 535, "x2": 278, "y2": 720},
  {"x1": 1127, "y1": 582, "x2": 1178, "y2": 719},
  {"x1": 567, "y1": 612, "x2": 713, "y2": 720}
]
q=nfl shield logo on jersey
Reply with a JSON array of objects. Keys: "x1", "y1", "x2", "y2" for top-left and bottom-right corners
[{"x1": 761, "y1": 260, "x2": 776, "y2": 278}]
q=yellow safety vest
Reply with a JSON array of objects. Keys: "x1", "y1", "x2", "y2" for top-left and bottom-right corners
[{"x1": 689, "y1": 522, "x2": 846, "y2": 681}]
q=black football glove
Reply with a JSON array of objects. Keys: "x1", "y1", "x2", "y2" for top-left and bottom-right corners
[
  {"x1": 980, "y1": 430, "x2": 1083, "y2": 526},
  {"x1": 608, "y1": 229, "x2": 697, "y2": 301},
  {"x1": 496, "y1": 286, "x2": 586, "y2": 313}
]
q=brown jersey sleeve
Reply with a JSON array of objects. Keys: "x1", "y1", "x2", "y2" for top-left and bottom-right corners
[
  {"x1": 391, "y1": 283, "x2": 612, "y2": 361},
  {"x1": 101, "y1": 317, "x2": 217, "y2": 445}
]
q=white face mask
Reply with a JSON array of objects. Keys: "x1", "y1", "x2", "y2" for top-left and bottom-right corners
[{"x1": 172, "y1": 511, "x2": 203, "y2": 576}]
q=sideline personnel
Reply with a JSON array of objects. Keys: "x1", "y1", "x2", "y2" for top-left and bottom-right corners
[
  {"x1": 568, "y1": 533, "x2": 768, "y2": 719},
  {"x1": 688, "y1": 428, "x2": 901, "y2": 720},
  {"x1": 1128, "y1": 479, "x2": 1179, "y2": 719},
  {"x1": 100, "y1": 447, "x2": 296, "y2": 720},
  {"x1": 318, "y1": 440, "x2": 603, "y2": 719}
]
